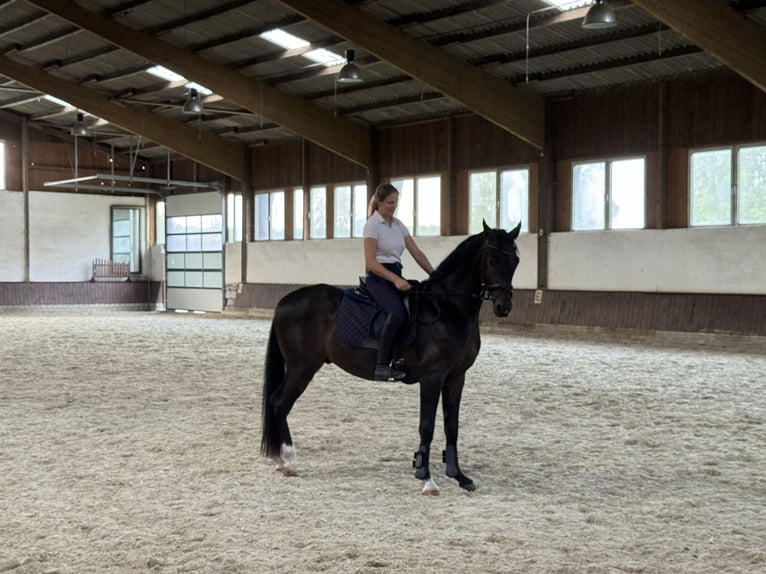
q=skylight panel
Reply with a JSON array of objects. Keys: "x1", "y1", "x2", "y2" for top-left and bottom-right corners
[
  {"x1": 304, "y1": 48, "x2": 343, "y2": 66},
  {"x1": 261, "y1": 28, "x2": 345, "y2": 67},
  {"x1": 260, "y1": 29, "x2": 309, "y2": 50},
  {"x1": 544, "y1": 0, "x2": 590, "y2": 9},
  {"x1": 146, "y1": 66, "x2": 213, "y2": 96},
  {"x1": 146, "y1": 65, "x2": 185, "y2": 83},
  {"x1": 43, "y1": 95, "x2": 71, "y2": 107},
  {"x1": 185, "y1": 82, "x2": 212, "y2": 96}
]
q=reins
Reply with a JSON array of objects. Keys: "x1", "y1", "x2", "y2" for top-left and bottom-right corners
[{"x1": 416, "y1": 244, "x2": 515, "y2": 302}]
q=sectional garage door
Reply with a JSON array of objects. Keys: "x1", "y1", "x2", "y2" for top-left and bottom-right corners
[{"x1": 165, "y1": 192, "x2": 224, "y2": 312}]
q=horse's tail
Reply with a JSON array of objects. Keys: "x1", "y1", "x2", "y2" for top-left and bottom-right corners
[{"x1": 260, "y1": 321, "x2": 285, "y2": 459}]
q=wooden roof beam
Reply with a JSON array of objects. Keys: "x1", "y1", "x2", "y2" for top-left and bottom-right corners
[
  {"x1": 279, "y1": 0, "x2": 545, "y2": 149},
  {"x1": 632, "y1": 0, "x2": 766, "y2": 94},
  {"x1": 26, "y1": 0, "x2": 372, "y2": 168},
  {"x1": 0, "y1": 54, "x2": 246, "y2": 180}
]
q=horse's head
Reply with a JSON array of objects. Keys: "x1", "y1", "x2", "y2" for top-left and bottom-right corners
[{"x1": 481, "y1": 220, "x2": 521, "y2": 317}]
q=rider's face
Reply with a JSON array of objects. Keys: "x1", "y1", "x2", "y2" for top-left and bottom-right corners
[{"x1": 380, "y1": 193, "x2": 398, "y2": 218}]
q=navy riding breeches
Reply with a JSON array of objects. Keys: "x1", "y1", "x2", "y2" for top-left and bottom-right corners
[{"x1": 365, "y1": 263, "x2": 406, "y2": 328}]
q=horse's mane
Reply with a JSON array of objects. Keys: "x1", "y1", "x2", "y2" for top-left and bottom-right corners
[{"x1": 427, "y1": 232, "x2": 485, "y2": 285}]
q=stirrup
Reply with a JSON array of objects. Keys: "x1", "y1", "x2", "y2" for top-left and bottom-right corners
[{"x1": 375, "y1": 363, "x2": 406, "y2": 381}]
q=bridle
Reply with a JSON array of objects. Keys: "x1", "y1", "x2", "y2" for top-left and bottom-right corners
[
  {"x1": 418, "y1": 243, "x2": 517, "y2": 302},
  {"x1": 478, "y1": 244, "x2": 517, "y2": 302}
]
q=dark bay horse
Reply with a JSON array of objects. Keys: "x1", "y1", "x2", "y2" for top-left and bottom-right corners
[{"x1": 261, "y1": 221, "x2": 521, "y2": 494}]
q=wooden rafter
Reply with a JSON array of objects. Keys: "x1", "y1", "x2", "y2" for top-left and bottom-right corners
[
  {"x1": 279, "y1": 0, "x2": 545, "y2": 149},
  {"x1": 25, "y1": 0, "x2": 372, "y2": 168},
  {"x1": 632, "y1": 0, "x2": 766, "y2": 94},
  {"x1": 0, "y1": 54, "x2": 246, "y2": 181}
]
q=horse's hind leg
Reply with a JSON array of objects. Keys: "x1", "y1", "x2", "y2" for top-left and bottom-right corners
[{"x1": 269, "y1": 365, "x2": 317, "y2": 476}]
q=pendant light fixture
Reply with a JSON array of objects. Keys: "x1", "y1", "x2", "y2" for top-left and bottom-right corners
[
  {"x1": 582, "y1": 0, "x2": 617, "y2": 29},
  {"x1": 183, "y1": 88, "x2": 203, "y2": 114},
  {"x1": 337, "y1": 49, "x2": 363, "y2": 84},
  {"x1": 70, "y1": 112, "x2": 89, "y2": 137}
]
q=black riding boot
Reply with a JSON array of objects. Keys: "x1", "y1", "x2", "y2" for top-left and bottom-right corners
[{"x1": 374, "y1": 313, "x2": 406, "y2": 381}]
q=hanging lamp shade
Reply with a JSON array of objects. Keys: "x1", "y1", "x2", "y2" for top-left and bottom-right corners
[
  {"x1": 183, "y1": 88, "x2": 203, "y2": 114},
  {"x1": 70, "y1": 112, "x2": 89, "y2": 136},
  {"x1": 337, "y1": 49, "x2": 363, "y2": 84},
  {"x1": 582, "y1": 0, "x2": 617, "y2": 29}
]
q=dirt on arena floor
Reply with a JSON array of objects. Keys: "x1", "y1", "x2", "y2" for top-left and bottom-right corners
[{"x1": 1, "y1": 309, "x2": 764, "y2": 574}]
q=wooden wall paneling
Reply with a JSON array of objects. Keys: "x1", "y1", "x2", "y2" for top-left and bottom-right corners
[
  {"x1": 666, "y1": 71, "x2": 762, "y2": 148},
  {"x1": 555, "y1": 159, "x2": 572, "y2": 232},
  {"x1": 325, "y1": 184, "x2": 334, "y2": 239},
  {"x1": 5, "y1": 140, "x2": 22, "y2": 191},
  {"x1": 307, "y1": 143, "x2": 367, "y2": 186},
  {"x1": 283, "y1": 186, "x2": 294, "y2": 241},
  {"x1": 528, "y1": 162, "x2": 540, "y2": 234},
  {"x1": 644, "y1": 151, "x2": 663, "y2": 228},
  {"x1": 453, "y1": 168, "x2": 469, "y2": 236},
  {"x1": 444, "y1": 118, "x2": 456, "y2": 236},
  {"x1": 377, "y1": 120, "x2": 450, "y2": 178},
  {"x1": 453, "y1": 115, "x2": 537, "y2": 171},
  {"x1": 665, "y1": 147, "x2": 688, "y2": 228},
  {"x1": 251, "y1": 140, "x2": 303, "y2": 190},
  {"x1": 551, "y1": 84, "x2": 660, "y2": 160}
]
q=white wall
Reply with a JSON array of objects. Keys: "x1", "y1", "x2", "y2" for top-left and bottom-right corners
[
  {"x1": 0, "y1": 191, "x2": 147, "y2": 282},
  {"x1": 2, "y1": 188, "x2": 763, "y2": 296},
  {"x1": 0, "y1": 190, "x2": 25, "y2": 281},
  {"x1": 246, "y1": 232, "x2": 539, "y2": 289},
  {"x1": 548, "y1": 226, "x2": 766, "y2": 294}
]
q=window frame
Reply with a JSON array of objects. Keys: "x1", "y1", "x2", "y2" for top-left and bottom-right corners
[
  {"x1": 254, "y1": 189, "x2": 285, "y2": 241},
  {"x1": 110, "y1": 205, "x2": 144, "y2": 274},
  {"x1": 571, "y1": 156, "x2": 646, "y2": 231},
  {"x1": 467, "y1": 166, "x2": 531, "y2": 234},
  {"x1": 390, "y1": 174, "x2": 442, "y2": 237},
  {"x1": 689, "y1": 142, "x2": 766, "y2": 227},
  {"x1": 332, "y1": 181, "x2": 368, "y2": 238}
]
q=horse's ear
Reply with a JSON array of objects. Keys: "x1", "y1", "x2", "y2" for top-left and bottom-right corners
[
  {"x1": 482, "y1": 219, "x2": 491, "y2": 234},
  {"x1": 508, "y1": 221, "x2": 521, "y2": 239}
]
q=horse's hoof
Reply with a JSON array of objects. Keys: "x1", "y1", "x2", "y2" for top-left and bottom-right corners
[
  {"x1": 279, "y1": 463, "x2": 298, "y2": 476},
  {"x1": 461, "y1": 481, "x2": 476, "y2": 492},
  {"x1": 421, "y1": 478, "x2": 440, "y2": 495}
]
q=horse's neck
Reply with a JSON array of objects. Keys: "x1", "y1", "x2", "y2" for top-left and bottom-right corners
[{"x1": 431, "y1": 261, "x2": 484, "y2": 315}]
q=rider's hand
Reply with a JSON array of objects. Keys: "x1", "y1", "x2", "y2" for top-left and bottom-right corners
[{"x1": 394, "y1": 277, "x2": 411, "y2": 291}]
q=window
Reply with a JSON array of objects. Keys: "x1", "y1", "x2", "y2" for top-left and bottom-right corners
[
  {"x1": 166, "y1": 214, "x2": 224, "y2": 288},
  {"x1": 293, "y1": 187, "x2": 304, "y2": 240},
  {"x1": 309, "y1": 185, "x2": 326, "y2": 239},
  {"x1": 390, "y1": 175, "x2": 441, "y2": 236},
  {"x1": 333, "y1": 182, "x2": 368, "y2": 238},
  {"x1": 111, "y1": 206, "x2": 143, "y2": 273},
  {"x1": 468, "y1": 167, "x2": 530, "y2": 234},
  {"x1": 572, "y1": 157, "x2": 645, "y2": 231},
  {"x1": 690, "y1": 144, "x2": 766, "y2": 226},
  {"x1": 226, "y1": 193, "x2": 243, "y2": 242},
  {"x1": 254, "y1": 190, "x2": 285, "y2": 240}
]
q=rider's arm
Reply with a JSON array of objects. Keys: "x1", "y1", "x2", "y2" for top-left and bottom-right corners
[{"x1": 404, "y1": 235, "x2": 434, "y2": 276}]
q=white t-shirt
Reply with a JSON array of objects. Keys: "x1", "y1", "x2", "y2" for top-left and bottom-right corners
[{"x1": 363, "y1": 211, "x2": 410, "y2": 264}]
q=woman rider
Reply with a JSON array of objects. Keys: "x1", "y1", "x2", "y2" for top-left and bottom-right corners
[{"x1": 363, "y1": 183, "x2": 435, "y2": 381}]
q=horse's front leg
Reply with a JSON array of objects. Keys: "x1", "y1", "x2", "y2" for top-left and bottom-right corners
[
  {"x1": 414, "y1": 380, "x2": 442, "y2": 495},
  {"x1": 442, "y1": 373, "x2": 475, "y2": 491}
]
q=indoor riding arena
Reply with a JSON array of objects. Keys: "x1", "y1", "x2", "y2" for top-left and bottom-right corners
[{"x1": 1, "y1": 1, "x2": 765, "y2": 574}]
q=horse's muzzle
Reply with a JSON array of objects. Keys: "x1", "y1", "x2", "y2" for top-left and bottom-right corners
[{"x1": 493, "y1": 294, "x2": 512, "y2": 317}]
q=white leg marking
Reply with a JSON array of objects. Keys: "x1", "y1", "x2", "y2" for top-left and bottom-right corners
[
  {"x1": 421, "y1": 478, "x2": 440, "y2": 496},
  {"x1": 280, "y1": 444, "x2": 298, "y2": 476}
]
